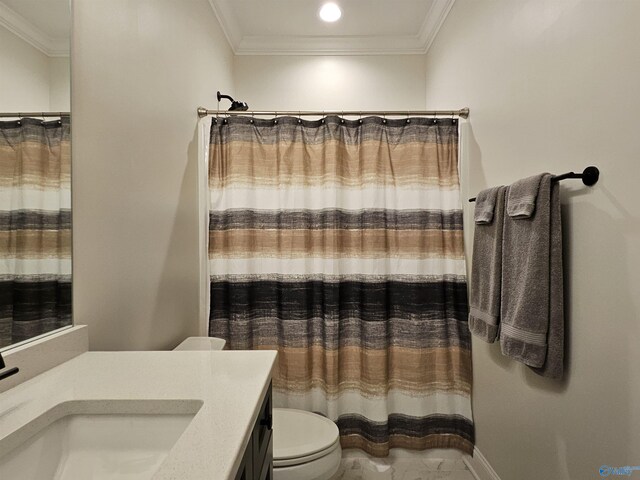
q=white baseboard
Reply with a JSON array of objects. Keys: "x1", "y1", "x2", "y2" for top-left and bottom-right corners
[{"x1": 464, "y1": 448, "x2": 501, "y2": 480}]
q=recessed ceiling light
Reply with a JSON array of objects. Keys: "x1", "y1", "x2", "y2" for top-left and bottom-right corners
[{"x1": 319, "y1": 2, "x2": 342, "y2": 22}]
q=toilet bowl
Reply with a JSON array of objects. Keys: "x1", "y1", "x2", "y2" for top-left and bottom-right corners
[
  {"x1": 172, "y1": 338, "x2": 342, "y2": 479},
  {"x1": 272, "y1": 408, "x2": 342, "y2": 480}
]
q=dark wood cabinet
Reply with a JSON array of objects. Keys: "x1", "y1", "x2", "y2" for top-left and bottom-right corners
[{"x1": 235, "y1": 383, "x2": 272, "y2": 480}]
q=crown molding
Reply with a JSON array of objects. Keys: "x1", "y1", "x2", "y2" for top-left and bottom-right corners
[
  {"x1": 236, "y1": 34, "x2": 430, "y2": 56},
  {"x1": 0, "y1": 2, "x2": 69, "y2": 57},
  {"x1": 209, "y1": 0, "x2": 456, "y2": 56},
  {"x1": 418, "y1": 0, "x2": 456, "y2": 53},
  {"x1": 207, "y1": 0, "x2": 241, "y2": 54}
]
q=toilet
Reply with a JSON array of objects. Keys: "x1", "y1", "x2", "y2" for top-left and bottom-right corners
[
  {"x1": 173, "y1": 337, "x2": 342, "y2": 480},
  {"x1": 173, "y1": 336, "x2": 226, "y2": 351},
  {"x1": 272, "y1": 408, "x2": 341, "y2": 480}
]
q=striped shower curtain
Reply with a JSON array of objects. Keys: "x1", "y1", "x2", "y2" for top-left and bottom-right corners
[
  {"x1": 0, "y1": 118, "x2": 71, "y2": 348},
  {"x1": 208, "y1": 115, "x2": 474, "y2": 456}
]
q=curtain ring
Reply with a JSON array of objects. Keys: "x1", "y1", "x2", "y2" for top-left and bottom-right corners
[
  {"x1": 406, "y1": 111, "x2": 411, "y2": 124},
  {"x1": 341, "y1": 111, "x2": 345, "y2": 124},
  {"x1": 298, "y1": 111, "x2": 302, "y2": 124},
  {"x1": 359, "y1": 111, "x2": 362, "y2": 125},
  {"x1": 382, "y1": 112, "x2": 387, "y2": 125}
]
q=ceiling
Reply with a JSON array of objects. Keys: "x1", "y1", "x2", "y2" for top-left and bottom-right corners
[
  {"x1": 209, "y1": 0, "x2": 456, "y2": 55},
  {"x1": 0, "y1": 0, "x2": 70, "y2": 56},
  {"x1": 0, "y1": 1, "x2": 454, "y2": 57}
]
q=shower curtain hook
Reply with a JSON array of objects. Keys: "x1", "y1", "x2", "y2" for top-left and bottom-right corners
[
  {"x1": 341, "y1": 111, "x2": 345, "y2": 124},
  {"x1": 359, "y1": 111, "x2": 362, "y2": 124},
  {"x1": 298, "y1": 111, "x2": 302, "y2": 124},
  {"x1": 406, "y1": 111, "x2": 411, "y2": 124}
]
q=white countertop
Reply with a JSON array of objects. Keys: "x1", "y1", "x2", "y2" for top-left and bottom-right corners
[{"x1": 0, "y1": 350, "x2": 277, "y2": 479}]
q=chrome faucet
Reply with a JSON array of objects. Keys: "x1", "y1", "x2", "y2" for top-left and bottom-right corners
[{"x1": 0, "y1": 352, "x2": 19, "y2": 381}]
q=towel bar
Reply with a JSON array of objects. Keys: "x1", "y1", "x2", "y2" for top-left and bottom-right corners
[{"x1": 468, "y1": 166, "x2": 600, "y2": 202}]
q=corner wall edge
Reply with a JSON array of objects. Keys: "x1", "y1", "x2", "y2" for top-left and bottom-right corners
[{"x1": 464, "y1": 448, "x2": 502, "y2": 480}]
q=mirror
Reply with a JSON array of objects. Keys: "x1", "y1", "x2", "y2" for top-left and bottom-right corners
[{"x1": 0, "y1": 0, "x2": 71, "y2": 349}]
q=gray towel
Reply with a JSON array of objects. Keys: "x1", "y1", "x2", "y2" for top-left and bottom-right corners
[
  {"x1": 506, "y1": 174, "x2": 543, "y2": 218},
  {"x1": 500, "y1": 174, "x2": 564, "y2": 379},
  {"x1": 474, "y1": 186, "x2": 503, "y2": 224},
  {"x1": 468, "y1": 186, "x2": 506, "y2": 342},
  {"x1": 531, "y1": 179, "x2": 564, "y2": 379}
]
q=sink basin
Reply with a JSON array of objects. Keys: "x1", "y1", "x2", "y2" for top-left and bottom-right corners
[{"x1": 0, "y1": 399, "x2": 202, "y2": 480}]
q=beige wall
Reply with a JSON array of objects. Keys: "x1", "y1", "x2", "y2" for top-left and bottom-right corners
[
  {"x1": 424, "y1": 1, "x2": 640, "y2": 478},
  {"x1": 49, "y1": 57, "x2": 70, "y2": 111},
  {"x1": 234, "y1": 55, "x2": 427, "y2": 111},
  {"x1": 0, "y1": 26, "x2": 70, "y2": 112},
  {"x1": 0, "y1": 25, "x2": 51, "y2": 111},
  {"x1": 72, "y1": 0, "x2": 234, "y2": 350}
]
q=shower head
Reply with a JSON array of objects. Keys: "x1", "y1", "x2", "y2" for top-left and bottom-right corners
[{"x1": 217, "y1": 91, "x2": 249, "y2": 111}]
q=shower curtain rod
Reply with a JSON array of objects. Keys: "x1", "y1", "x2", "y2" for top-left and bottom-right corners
[
  {"x1": 197, "y1": 107, "x2": 469, "y2": 119},
  {"x1": 0, "y1": 112, "x2": 69, "y2": 118}
]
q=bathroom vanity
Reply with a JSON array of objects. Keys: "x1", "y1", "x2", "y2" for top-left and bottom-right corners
[{"x1": 0, "y1": 346, "x2": 276, "y2": 479}]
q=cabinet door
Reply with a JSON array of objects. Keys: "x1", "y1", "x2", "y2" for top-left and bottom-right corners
[
  {"x1": 234, "y1": 442, "x2": 253, "y2": 480},
  {"x1": 256, "y1": 434, "x2": 273, "y2": 480},
  {"x1": 253, "y1": 383, "x2": 273, "y2": 473},
  {"x1": 234, "y1": 383, "x2": 273, "y2": 480}
]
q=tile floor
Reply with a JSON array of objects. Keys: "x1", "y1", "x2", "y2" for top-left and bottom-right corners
[{"x1": 331, "y1": 452, "x2": 476, "y2": 480}]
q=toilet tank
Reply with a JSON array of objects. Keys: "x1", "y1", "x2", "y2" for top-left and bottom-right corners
[{"x1": 173, "y1": 337, "x2": 226, "y2": 351}]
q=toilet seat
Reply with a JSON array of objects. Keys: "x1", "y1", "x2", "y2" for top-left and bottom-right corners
[
  {"x1": 273, "y1": 439, "x2": 341, "y2": 468},
  {"x1": 272, "y1": 408, "x2": 341, "y2": 467}
]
